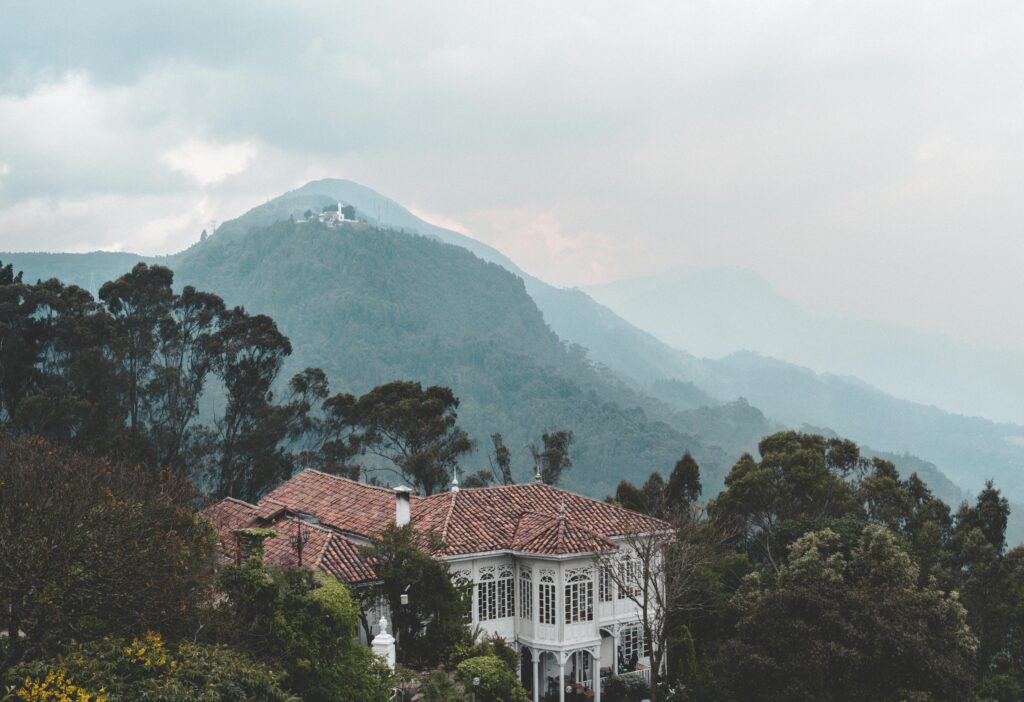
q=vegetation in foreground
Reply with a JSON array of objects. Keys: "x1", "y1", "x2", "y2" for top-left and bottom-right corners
[{"x1": 4, "y1": 260, "x2": 1024, "y2": 701}]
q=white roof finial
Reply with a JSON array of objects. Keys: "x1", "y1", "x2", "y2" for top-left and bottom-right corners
[{"x1": 451, "y1": 465, "x2": 460, "y2": 493}]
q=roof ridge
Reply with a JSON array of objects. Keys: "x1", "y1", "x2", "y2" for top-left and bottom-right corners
[
  {"x1": 313, "y1": 532, "x2": 331, "y2": 570},
  {"x1": 279, "y1": 514, "x2": 335, "y2": 536},
  {"x1": 300, "y1": 468, "x2": 413, "y2": 495},
  {"x1": 217, "y1": 496, "x2": 259, "y2": 508},
  {"x1": 439, "y1": 490, "x2": 458, "y2": 544}
]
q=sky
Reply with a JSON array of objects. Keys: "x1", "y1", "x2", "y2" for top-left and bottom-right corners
[{"x1": 1, "y1": 1, "x2": 1022, "y2": 353}]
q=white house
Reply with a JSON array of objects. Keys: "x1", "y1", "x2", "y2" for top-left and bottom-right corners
[{"x1": 205, "y1": 469, "x2": 670, "y2": 701}]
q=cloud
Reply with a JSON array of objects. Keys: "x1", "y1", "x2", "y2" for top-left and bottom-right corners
[
  {"x1": 1, "y1": 1, "x2": 1023, "y2": 351},
  {"x1": 161, "y1": 138, "x2": 257, "y2": 187},
  {"x1": 459, "y1": 207, "x2": 624, "y2": 287}
]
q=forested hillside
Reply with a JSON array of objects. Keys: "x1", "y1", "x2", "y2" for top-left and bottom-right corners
[
  {"x1": 7, "y1": 179, "x2": 1022, "y2": 521},
  {"x1": 167, "y1": 217, "x2": 736, "y2": 497},
  {"x1": 258, "y1": 180, "x2": 1024, "y2": 507}
]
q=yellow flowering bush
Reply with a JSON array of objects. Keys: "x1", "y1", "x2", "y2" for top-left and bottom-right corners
[
  {"x1": 14, "y1": 669, "x2": 105, "y2": 702},
  {"x1": 121, "y1": 632, "x2": 176, "y2": 670}
]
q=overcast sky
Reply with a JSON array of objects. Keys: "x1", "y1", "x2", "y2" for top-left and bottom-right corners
[{"x1": 1, "y1": 1, "x2": 1021, "y2": 352}]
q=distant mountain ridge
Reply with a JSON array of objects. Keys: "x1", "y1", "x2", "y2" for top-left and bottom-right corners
[
  {"x1": 259, "y1": 181, "x2": 1024, "y2": 502},
  {"x1": 587, "y1": 264, "x2": 1024, "y2": 426},
  {"x1": 5, "y1": 179, "x2": 1023, "y2": 530}
]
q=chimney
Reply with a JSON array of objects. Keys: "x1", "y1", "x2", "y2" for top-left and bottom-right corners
[{"x1": 394, "y1": 486, "x2": 412, "y2": 526}]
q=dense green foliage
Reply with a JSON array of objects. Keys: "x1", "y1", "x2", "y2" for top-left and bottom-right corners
[
  {"x1": 606, "y1": 431, "x2": 1024, "y2": 702},
  {"x1": 204, "y1": 561, "x2": 392, "y2": 702},
  {"x1": 358, "y1": 524, "x2": 472, "y2": 667},
  {"x1": 0, "y1": 434, "x2": 216, "y2": 668},
  {"x1": 455, "y1": 655, "x2": 528, "y2": 702},
  {"x1": 2, "y1": 634, "x2": 297, "y2": 702},
  {"x1": 0, "y1": 433, "x2": 392, "y2": 701},
  {"x1": 726, "y1": 526, "x2": 975, "y2": 702}
]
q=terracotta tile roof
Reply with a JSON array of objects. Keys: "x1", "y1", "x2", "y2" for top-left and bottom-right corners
[
  {"x1": 511, "y1": 511, "x2": 617, "y2": 555},
  {"x1": 262, "y1": 469, "x2": 406, "y2": 536},
  {"x1": 203, "y1": 471, "x2": 671, "y2": 583},
  {"x1": 200, "y1": 498, "x2": 378, "y2": 585},
  {"x1": 320, "y1": 535, "x2": 379, "y2": 584},
  {"x1": 413, "y1": 481, "x2": 669, "y2": 556}
]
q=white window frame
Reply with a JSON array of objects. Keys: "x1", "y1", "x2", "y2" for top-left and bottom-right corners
[
  {"x1": 539, "y1": 570, "x2": 557, "y2": 625},
  {"x1": 519, "y1": 567, "x2": 533, "y2": 620},
  {"x1": 564, "y1": 566, "x2": 594, "y2": 624}
]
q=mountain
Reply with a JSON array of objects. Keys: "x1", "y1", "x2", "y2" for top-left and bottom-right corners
[
  {"x1": 5, "y1": 179, "x2": 1020, "y2": 524},
  {"x1": 257, "y1": 181, "x2": 1024, "y2": 504},
  {"x1": 586, "y1": 264, "x2": 1024, "y2": 426},
  {"x1": 168, "y1": 216, "x2": 748, "y2": 498}
]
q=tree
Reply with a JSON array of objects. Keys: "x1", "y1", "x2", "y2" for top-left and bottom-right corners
[
  {"x1": 358, "y1": 524, "x2": 471, "y2": 667},
  {"x1": 418, "y1": 669, "x2": 467, "y2": 701},
  {"x1": 206, "y1": 561, "x2": 392, "y2": 702},
  {"x1": 208, "y1": 307, "x2": 293, "y2": 500},
  {"x1": 712, "y1": 432, "x2": 866, "y2": 573},
  {"x1": 341, "y1": 204, "x2": 356, "y2": 220},
  {"x1": 99, "y1": 263, "x2": 175, "y2": 445},
  {"x1": 489, "y1": 432, "x2": 514, "y2": 485},
  {"x1": 146, "y1": 284, "x2": 226, "y2": 473},
  {"x1": 0, "y1": 434, "x2": 216, "y2": 668},
  {"x1": 666, "y1": 452, "x2": 702, "y2": 507},
  {"x1": 344, "y1": 381, "x2": 474, "y2": 495},
  {"x1": 0, "y1": 262, "x2": 324, "y2": 498},
  {"x1": 530, "y1": 430, "x2": 574, "y2": 485},
  {"x1": 601, "y1": 501, "x2": 733, "y2": 702},
  {"x1": 725, "y1": 525, "x2": 977, "y2": 702},
  {"x1": 613, "y1": 472, "x2": 667, "y2": 518}
]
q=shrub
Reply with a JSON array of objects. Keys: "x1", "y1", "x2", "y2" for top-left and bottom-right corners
[
  {"x1": 2, "y1": 635, "x2": 296, "y2": 701},
  {"x1": 204, "y1": 561, "x2": 393, "y2": 702},
  {"x1": 455, "y1": 655, "x2": 527, "y2": 702},
  {"x1": 603, "y1": 674, "x2": 652, "y2": 702}
]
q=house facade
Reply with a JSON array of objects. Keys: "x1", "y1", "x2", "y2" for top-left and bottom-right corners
[{"x1": 205, "y1": 469, "x2": 669, "y2": 702}]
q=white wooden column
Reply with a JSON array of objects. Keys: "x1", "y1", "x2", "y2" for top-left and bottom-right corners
[
  {"x1": 592, "y1": 646, "x2": 601, "y2": 702},
  {"x1": 612, "y1": 625, "x2": 621, "y2": 674},
  {"x1": 532, "y1": 649, "x2": 540, "y2": 702},
  {"x1": 558, "y1": 657, "x2": 566, "y2": 702}
]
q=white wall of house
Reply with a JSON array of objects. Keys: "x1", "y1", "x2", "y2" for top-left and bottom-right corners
[{"x1": 445, "y1": 542, "x2": 654, "y2": 678}]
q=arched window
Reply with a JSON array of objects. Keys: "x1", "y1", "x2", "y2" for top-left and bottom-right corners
[
  {"x1": 539, "y1": 570, "x2": 556, "y2": 625},
  {"x1": 451, "y1": 569, "x2": 472, "y2": 622},
  {"x1": 497, "y1": 565, "x2": 514, "y2": 618},
  {"x1": 477, "y1": 565, "x2": 514, "y2": 621},
  {"x1": 564, "y1": 567, "x2": 594, "y2": 624},
  {"x1": 519, "y1": 567, "x2": 533, "y2": 620}
]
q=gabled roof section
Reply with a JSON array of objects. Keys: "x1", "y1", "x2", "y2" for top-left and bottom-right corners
[
  {"x1": 200, "y1": 500, "x2": 379, "y2": 586},
  {"x1": 262, "y1": 469, "x2": 406, "y2": 536},
  {"x1": 413, "y1": 481, "x2": 669, "y2": 557},
  {"x1": 203, "y1": 470, "x2": 672, "y2": 580},
  {"x1": 511, "y1": 511, "x2": 617, "y2": 555}
]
